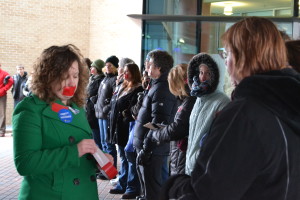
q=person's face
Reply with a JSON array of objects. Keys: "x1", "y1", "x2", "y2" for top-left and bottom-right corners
[
  {"x1": 199, "y1": 65, "x2": 211, "y2": 82},
  {"x1": 123, "y1": 66, "x2": 132, "y2": 81},
  {"x1": 118, "y1": 66, "x2": 124, "y2": 76},
  {"x1": 148, "y1": 58, "x2": 161, "y2": 79},
  {"x1": 90, "y1": 66, "x2": 98, "y2": 75},
  {"x1": 105, "y1": 62, "x2": 114, "y2": 74},
  {"x1": 17, "y1": 67, "x2": 25, "y2": 77},
  {"x1": 144, "y1": 59, "x2": 151, "y2": 74},
  {"x1": 224, "y1": 49, "x2": 238, "y2": 83},
  {"x1": 52, "y1": 61, "x2": 79, "y2": 104}
]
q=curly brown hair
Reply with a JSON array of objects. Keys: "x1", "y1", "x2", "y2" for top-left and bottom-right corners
[{"x1": 31, "y1": 44, "x2": 89, "y2": 107}]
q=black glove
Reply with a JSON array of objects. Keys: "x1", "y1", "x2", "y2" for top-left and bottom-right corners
[
  {"x1": 137, "y1": 92, "x2": 145, "y2": 102},
  {"x1": 136, "y1": 149, "x2": 152, "y2": 166},
  {"x1": 143, "y1": 133, "x2": 155, "y2": 151},
  {"x1": 3, "y1": 75, "x2": 10, "y2": 85}
]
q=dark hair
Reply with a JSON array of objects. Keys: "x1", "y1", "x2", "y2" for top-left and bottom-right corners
[
  {"x1": 31, "y1": 44, "x2": 89, "y2": 106},
  {"x1": 148, "y1": 50, "x2": 174, "y2": 73},
  {"x1": 286, "y1": 40, "x2": 300, "y2": 73},
  {"x1": 122, "y1": 63, "x2": 142, "y2": 89},
  {"x1": 84, "y1": 58, "x2": 92, "y2": 68}
]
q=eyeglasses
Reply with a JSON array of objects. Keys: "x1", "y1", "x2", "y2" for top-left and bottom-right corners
[{"x1": 221, "y1": 51, "x2": 228, "y2": 60}]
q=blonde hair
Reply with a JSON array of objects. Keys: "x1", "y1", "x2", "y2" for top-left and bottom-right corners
[
  {"x1": 102, "y1": 65, "x2": 118, "y2": 75},
  {"x1": 221, "y1": 17, "x2": 288, "y2": 82},
  {"x1": 168, "y1": 63, "x2": 189, "y2": 98}
]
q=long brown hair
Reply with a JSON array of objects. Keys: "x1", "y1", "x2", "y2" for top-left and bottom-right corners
[
  {"x1": 221, "y1": 17, "x2": 288, "y2": 82},
  {"x1": 122, "y1": 63, "x2": 142, "y2": 89},
  {"x1": 168, "y1": 63, "x2": 189, "y2": 99},
  {"x1": 31, "y1": 44, "x2": 89, "y2": 106}
]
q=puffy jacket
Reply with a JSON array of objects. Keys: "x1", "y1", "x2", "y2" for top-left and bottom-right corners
[
  {"x1": 151, "y1": 94, "x2": 196, "y2": 175},
  {"x1": 133, "y1": 72, "x2": 178, "y2": 155},
  {"x1": 185, "y1": 53, "x2": 230, "y2": 175},
  {"x1": 161, "y1": 68, "x2": 300, "y2": 200},
  {"x1": 94, "y1": 73, "x2": 117, "y2": 119},
  {"x1": 85, "y1": 74, "x2": 105, "y2": 129}
]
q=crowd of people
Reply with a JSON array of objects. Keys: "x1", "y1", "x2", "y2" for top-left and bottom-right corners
[{"x1": 2, "y1": 16, "x2": 299, "y2": 200}]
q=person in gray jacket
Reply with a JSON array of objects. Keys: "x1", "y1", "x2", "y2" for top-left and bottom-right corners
[
  {"x1": 94, "y1": 55, "x2": 119, "y2": 171},
  {"x1": 185, "y1": 53, "x2": 230, "y2": 175}
]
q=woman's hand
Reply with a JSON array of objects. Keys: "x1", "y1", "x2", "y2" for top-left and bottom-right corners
[
  {"x1": 105, "y1": 153, "x2": 114, "y2": 165},
  {"x1": 77, "y1": 139, "x2": 98, "y2": 157}
]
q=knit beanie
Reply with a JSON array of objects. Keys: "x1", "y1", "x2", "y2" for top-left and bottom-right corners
[
  {"x1": 105, "y1": 55, "x2": 119, "y2": 68},
  {"x1": 91, "y1": 59, "x2": 105, "y2": 74}
]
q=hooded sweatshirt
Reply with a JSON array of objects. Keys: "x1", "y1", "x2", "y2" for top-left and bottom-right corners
[{"x1": 160, "y1": 68, "x2": 300, "y2": 200}]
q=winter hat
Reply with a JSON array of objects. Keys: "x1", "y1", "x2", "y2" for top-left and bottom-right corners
[
  {"x1": 91, "y1": 59, "x2": 105, "y2": 73},
  {"x1": 105, "y1": 55, "x2": 119, "y2": 68}
]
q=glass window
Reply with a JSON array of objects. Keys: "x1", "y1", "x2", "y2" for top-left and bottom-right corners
[
  {"x1": 142, "y1": 21, "x2": 198, "y2": 66},
  {"x1": 204, "y1": 0, "x2": 294, "y2": 17},
  {"x1": 146, "y1": 0, "x2": 197, "y2": 15}
]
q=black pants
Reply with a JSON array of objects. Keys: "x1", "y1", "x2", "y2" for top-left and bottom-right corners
[{"x1": 136, "y1": 149, "x2": 168, "y2": 200}]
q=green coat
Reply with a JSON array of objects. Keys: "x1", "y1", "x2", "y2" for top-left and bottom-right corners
[{"x1": 13, "y1": 95, "x2": 99, "y2": 200}]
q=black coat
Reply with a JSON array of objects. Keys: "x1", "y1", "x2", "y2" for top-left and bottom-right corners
[
  {"x1": 133, "y1": 72, "x2": 178, "y2": 155},
  {"x1": 12, "y1": 72, "x2": 28, "y2": 101},
  {"x1": 94, "y1": 73, "x2": 117, "y2": 119},
  {"x1": 151, "y1": 95, "x2": 196, "y2": 175},
  {"x1": 108, "y1": 84, "x2": 143, "y2": 146},
  {"x1": 85, "y1": 74, "x2": 105, "y2": 129},
  {"x1": 160, "y1": 68, "x2": 300, "y2": 200}
]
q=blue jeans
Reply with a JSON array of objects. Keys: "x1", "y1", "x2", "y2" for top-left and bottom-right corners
[
  {"x1": 115, "y1": 146, "x2": 140, "y2": 194},
  {"x1": 98, "y1": 119, "x2": 117, "y2": 167},
  {"x1": 162, "y1": 156, "x2": 169, "y2": 183},
  {"x1": 91, "y1": 128, "x2": 101, "y2": 149}
]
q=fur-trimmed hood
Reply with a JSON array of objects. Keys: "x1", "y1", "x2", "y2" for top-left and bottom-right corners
[{"x1": 188, "y1": 53, "x2": 226, "y2": 94}]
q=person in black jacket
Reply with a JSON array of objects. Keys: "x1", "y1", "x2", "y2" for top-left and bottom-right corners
[
  {"x1": 94, "y1": 55, "x2": 119, "y2": 169},
  {"x1": 85, "y1": 59, "x2": 105, "y2": 148},
  {"x1": 108, "y1": 63, "x2": 143, "y2": 199},
  {"x1": 133, "y1": 50, "x2": 178, "y2": 200},
  {"x1": 11, "y1": 65, "x2": 28, "y2": 107},
  {"x1": 145, "y1": 63, "x2": 196, "y2": 176},
  {"x1": 161, "y1": 17, "x2": 300, "y2": 200}
]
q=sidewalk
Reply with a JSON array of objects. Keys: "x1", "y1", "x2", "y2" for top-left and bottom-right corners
[{"x1": 0, "y1": 136, "x2": 124, "y2": 200}]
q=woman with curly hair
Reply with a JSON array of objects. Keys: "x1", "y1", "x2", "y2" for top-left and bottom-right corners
[{"x1": 13, "y1": 44, "x2": 112, "y2": 200}]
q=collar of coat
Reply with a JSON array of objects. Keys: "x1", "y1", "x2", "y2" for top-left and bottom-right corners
[{"x1": 31, "y1": 95, "x2": 92, "y2": 135}]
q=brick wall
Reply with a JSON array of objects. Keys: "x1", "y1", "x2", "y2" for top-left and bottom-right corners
[{"x1": 0, "y1": 0, "x2": 142, "y2": 126}]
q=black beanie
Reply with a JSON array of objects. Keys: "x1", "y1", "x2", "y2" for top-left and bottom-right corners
[{"x1": 105, "y1": 55, "x2": 119, "y2": 68}]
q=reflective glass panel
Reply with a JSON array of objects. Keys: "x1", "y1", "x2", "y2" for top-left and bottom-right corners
[
  {"x1": 147, "y1": 0, "x2": 197, "y2": 15},
  {"x1": 203, "y1": 0, "x2": 293, "y2": 17},
  {"x1": 142, "y1": 21, "x2": 198, "y2": 66}
]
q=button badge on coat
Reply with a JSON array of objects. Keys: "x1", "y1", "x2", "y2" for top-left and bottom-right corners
[{"x1": 58, "y1": 109, "x2": 73, "y2": 123}]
